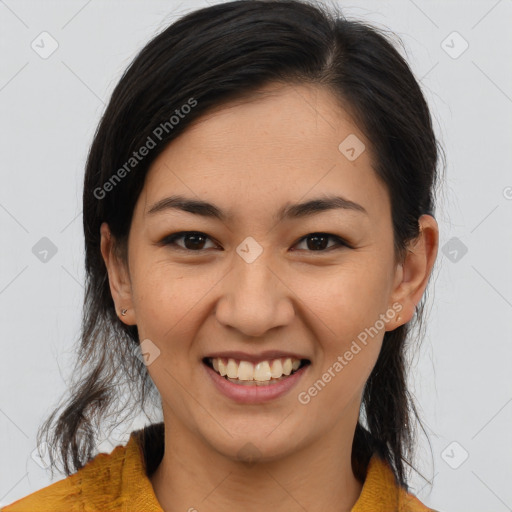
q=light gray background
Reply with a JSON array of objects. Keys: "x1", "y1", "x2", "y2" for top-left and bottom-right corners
[{"x1": 1, "y1": 1, "x2": 511, "y2": 511}]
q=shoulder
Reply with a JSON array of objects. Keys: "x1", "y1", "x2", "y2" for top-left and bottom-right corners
[
  {"x1": 351, "y1": 454, "x2": 440, "y2": 512},
  {"x1": 397, "y1": 487, "x2": 440, "y2": 512},
  {"x1": 1, "y1": 439, "x2": 133, "y2": 512}
]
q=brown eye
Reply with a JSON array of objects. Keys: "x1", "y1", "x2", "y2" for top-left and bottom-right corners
[
  {"x1": 162, "y1": 231, "x2": 218, "y2": 251},
  {"x1": 292, "y1": 233, "x2": 349, "y2": 252}
]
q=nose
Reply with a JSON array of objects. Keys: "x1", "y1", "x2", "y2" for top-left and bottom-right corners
[{"x1": 214, "y1": 252, "x2": 295, "y2": 338}]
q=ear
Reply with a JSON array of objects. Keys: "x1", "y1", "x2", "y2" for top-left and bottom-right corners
[
  {"x1": 100, "y1": 222, "x2": 136, "y2": 326},
  {"x1": 386, "y1": 214, "x2": 439, "y2": 330}
]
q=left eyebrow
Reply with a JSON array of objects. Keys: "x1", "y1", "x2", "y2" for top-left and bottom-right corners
[{"x1": 146, "y1": 194, "x2": 368, "y2": 222}]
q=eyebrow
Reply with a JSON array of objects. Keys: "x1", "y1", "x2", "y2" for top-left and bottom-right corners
[{"x1": 146, "y1": 194, "x2": 368, "y2": 222}]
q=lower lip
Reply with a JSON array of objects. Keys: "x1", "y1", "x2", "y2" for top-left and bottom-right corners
[{"x1": 203, "y1": 361, "x2": 309, "y2": 404}]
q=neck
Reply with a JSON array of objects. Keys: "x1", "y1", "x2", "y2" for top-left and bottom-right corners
[{"x1": 149, "y1": 414, "x2": 364, "y2": 512}]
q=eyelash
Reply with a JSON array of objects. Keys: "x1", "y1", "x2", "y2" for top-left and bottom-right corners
[{"x1": 160, "y1": 231, "x2": 351, "y2": 253}]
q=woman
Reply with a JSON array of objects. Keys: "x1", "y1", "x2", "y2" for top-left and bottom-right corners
[{"x1": 1, "y1": 0, "x2": 442, "y2": 510}]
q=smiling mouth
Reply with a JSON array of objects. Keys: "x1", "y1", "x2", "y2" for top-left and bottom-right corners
[{"x1": 203, "y1": 357, "x2": 311, "y2": 386}]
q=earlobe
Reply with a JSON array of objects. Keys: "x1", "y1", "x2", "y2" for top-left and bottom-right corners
[
  {"x1": 99, "y1": 222, "x2": 136, "y2": 325},
  {"x1": 387, "y1": 214, "x2": 439, "y2": 329}
]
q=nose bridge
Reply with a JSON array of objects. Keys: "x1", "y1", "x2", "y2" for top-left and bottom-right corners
[{"x1": 215, "y1": 244, "x2": 293, "y2": 337}]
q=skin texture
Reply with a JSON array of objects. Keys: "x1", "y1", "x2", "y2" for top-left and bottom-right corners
[{"x1": 100, "y1": 82, "x2": 438, "y2": 512}]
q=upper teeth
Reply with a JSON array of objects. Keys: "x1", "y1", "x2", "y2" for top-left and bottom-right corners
[{"x1": 211, "y1": 357, "x2": 302, "y2": 381}]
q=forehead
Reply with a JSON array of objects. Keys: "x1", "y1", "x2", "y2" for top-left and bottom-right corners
[{"x1": 137, "y1": 83, "x2": 390, "y2": 223}]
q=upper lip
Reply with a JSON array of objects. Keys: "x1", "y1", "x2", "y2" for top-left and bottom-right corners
[{"x1": 203, "y1": 350, "x2": 310, "y2": 364}]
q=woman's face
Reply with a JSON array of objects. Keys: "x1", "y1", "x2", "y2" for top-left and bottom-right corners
[{"x1": 102, "y1": 82, "x2": 435, "y2": 462}]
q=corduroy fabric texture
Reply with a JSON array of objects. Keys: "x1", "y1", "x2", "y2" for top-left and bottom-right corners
[{"x1": 1, "y1": 425, "x2": 437, "y2": 512}]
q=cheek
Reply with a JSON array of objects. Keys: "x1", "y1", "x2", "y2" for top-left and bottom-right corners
[
  {"x1": 298, "y1": 345, "x2": 380, "y2": 426},
  {"x1": 296, "y1": 293, "x2": 384, "y2": 417},
  {"x1": 129, "y1": 266, "x2": 204, "y2": 410},
  {"x1": 129, "y1": 262, "x2": 202, "y2": 345},
  {"x1": 292, "y1": 261, "x2": 392, "y2": 333},
  {"x1": 290, "y1": 262, "x2": 389, "y2": 394}
]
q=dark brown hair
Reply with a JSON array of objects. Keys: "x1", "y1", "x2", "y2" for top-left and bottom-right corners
[{"x1": 38, "y1": 0, "x2": 443, "y2": 491}]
